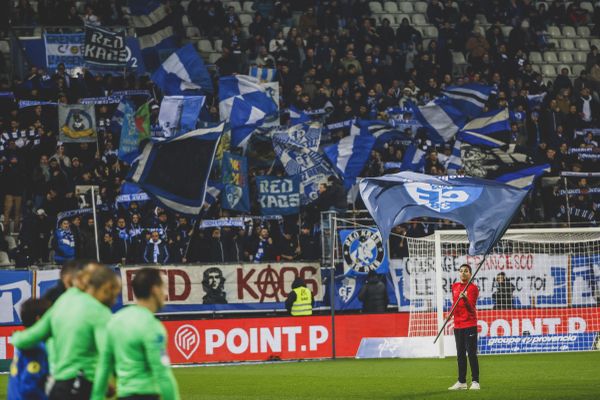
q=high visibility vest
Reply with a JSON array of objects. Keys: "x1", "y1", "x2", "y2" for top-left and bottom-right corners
[{"x1": 291, "y1": 287, "x2": 313, "y2": 316}]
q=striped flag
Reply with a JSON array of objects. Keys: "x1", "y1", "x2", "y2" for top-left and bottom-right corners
[
  {"x1": 410, "y1": 100, "x2": 467, "y2": 143},
  {"x1": 152, "y1": 44, "x2": 213, "y2": 95},
  {"x1": 249, "y1": 66, "x2": 277, "y2": 82},
  {"x1": 458, "y1": 108, "x2": 510, "y2": 148},
  {"x1": 323, "y1": 134, "x2": 376, "y2": 190},
  {"x1": 441, "y1": 83, "x2": 494, "y2": 118},
  {"x1": 447, "y1": 140, "x2": 463, "y2": 173},
  {"x1": 401, "y1": 144, "x2": 426, "y2": 172},
  {"x1": 496, "y1": 164, "x2": 550, "y2": 190},
  {"x1": 128, "y1": 0, "x2": 177, "y2": 71},
  {"x1": 203, "y1": 181, "x2": 223, "y2": 208}
]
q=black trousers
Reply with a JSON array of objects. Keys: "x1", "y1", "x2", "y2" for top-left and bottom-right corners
[
  {"x1": 49, "y1": 377, "x2": 93, "y2": 400},
  {"x1": 120, "y1": 396, "x2": 160, "y2": 400},
  {"x1": 454, "y1": 326, "x2": 479, "y2": 383}
]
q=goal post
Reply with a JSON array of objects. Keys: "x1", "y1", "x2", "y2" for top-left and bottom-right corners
[{"x1": 403, "y1": 227, "x2": 600, "y2": 358}]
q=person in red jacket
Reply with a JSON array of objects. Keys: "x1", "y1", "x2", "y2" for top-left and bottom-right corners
[{"x1": 448, "y1": 264, "x2": 480, "y2": 391}]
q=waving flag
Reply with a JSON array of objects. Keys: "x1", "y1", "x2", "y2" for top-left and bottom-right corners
[
  {"x1": 446, "y1": 140, "x2": 463, "y2": 173},
  {"x1": 152, "y1": 44, "x2": 213, "y2": 95},
  {"x1": 203, "y1": 181, "x2": 223, "y2": 208},
  {"x1": 128, "y1": 0, "x2": 177, "y2": 71},
  {"x1": 219, "y1": 75, "x2": 278, "y2": 147},
  {"x1": 289, "y1": 105, "x2": 310, "y2": 125},
  {"x1": 351, "y1": 119, "x2": 407, "y2": 146},
  {"x1": 441, "y1": 83, "x2": 494, "y2": 118},
  {"x1": 135, "y1": 102, "x2": 151, "y2": 142},
  {"x1": 117, "y1": 100, "x2": 137, "y2": 163},
  {"x1": 158, "y1": 95, "x2": 205, "y2": 138},
  {"x1": 401, "y1": 144, "x2": 426, "y2": 172},
  {"x1": 324, "y1": 133, "x2": 375, "y2": 190},
  {"x1": 126, "y1": 123, "x2": 224, "y2": 215},
  {"x1": 359, "y1": 172, "x2": 529, "y2": 255},
  {"x1": 458, "y1": 108, "x2": 510, "y2": 148},
  {"x1": 409, "y1": 100, "x2": 467, "y2": 143},
  {"x1": 496, "y1": 164, "x2": 550, "y2": 190}
]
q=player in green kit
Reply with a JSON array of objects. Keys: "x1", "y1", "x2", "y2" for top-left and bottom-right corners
[
  {"x1": 12, "y1": 262, "x2": 121, "y2": 400},
  {"x1": 92, "y1": 267, "x2": 180, "y2": 400}
]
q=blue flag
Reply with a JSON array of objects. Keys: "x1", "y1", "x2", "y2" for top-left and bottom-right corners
[
  {"x1": 126, "y1": 123, "x2": 223, "y2": 215},
  {"x1": 446, "y1": 140, "x2": 463, "y2": 173},
  {"x1": 203, "y1": 181, "x2": 223, "y2": 209},
  {"x1": 249, "y1": 66, "x2": 277, "y2": 82},
  {"x1": 409, "y1": 100, "x2": 467, "y2": 143},
  {"x1": 441, "y1": 83, "x2": 494, "y2": 118},
  {"x1": 359, "y1": 172, "x2": 530, "y2": 255},
  {"x1": 219, "y1": 75, "x2": 278, "y2": 147},
  {"x1": 324, "y1": 134, "x2": 375, "y2": 190},
  {"x1": 256, "y1": 176, "x2": 300, "y2": 215},
  {"x1": 458, "y1": 108, "x2": 510, "y2": 148},
  {"x1": 401, "y1": 144, "x2": 426, "y2": 172},
  {"x1": 117, "y1": 100, "x2": 139, "y2": 163},
  {"x1": 128, "y1": 0, "x2": 177, "y2": 72},
  {"x1": 221, "y1": 152, "x2": 250, "y2": 212},
  {"x1": 339, "y1": 228, "x2": 389, "y2": 276},
  {"x1": 496, "y1": 164, "x2": 550, "y2": 190},
  {"x1": 158, "y1": 95, "x2": 205, "y2": 137},
  {"x1": 152, "y1": 43, "x2": 213, "y2": 95},
  {"x1": 288, "y1": 105, "x2": 310, "y2": 125}
]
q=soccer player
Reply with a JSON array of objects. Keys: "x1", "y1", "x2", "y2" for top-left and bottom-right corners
[
  {"x1": 7, "y1": 298, "x2": 51, "y2": 400},
  {"x1": 12, "y1": 262, "x2": 121, "y2": 400},
  {"x1": 91, "y1": 267, "x2": 180, "y2": 400},
  {"x1": 448, "y1": 264, "x2": 480, "y2": 391}
]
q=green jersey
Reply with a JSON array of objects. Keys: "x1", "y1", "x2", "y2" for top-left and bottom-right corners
[
  {"x1": 11, "y1": 287, "x2": 112, "y2": 382},
  {"x1": 91, "y1": 305, "x2": 180, "y2": 400}
]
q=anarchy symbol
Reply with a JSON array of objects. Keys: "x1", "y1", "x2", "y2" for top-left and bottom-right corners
[{"x1": 254, "y1": 265, "x2": 281, "y2": 302}]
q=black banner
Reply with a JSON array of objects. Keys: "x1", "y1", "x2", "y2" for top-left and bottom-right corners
[{"x1": 84, "y1": 24, "x2": 128, "y2": 67}]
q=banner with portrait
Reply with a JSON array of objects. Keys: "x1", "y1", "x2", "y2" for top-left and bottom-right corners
[{"x1": 58, "y1": 104, "x2": 97, "y2": 143}]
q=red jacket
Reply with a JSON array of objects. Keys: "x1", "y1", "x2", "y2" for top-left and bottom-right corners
[{"x1": 452, "y1": 281, "x2": 479, "y2": 329}]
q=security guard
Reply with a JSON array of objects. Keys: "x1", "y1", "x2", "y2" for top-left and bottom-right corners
[{"x1": 285, "y1": 278, "x2": 314, "y2": 316}]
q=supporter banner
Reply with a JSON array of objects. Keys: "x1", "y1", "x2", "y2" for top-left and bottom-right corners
[
  {"x1": 18, "y1": 100, "x2": 58, "y2": 108},
  {"x1": 120, "y1": 263, "x2": 324, "y2": 313},
  {"x1": 222, "y1": 153, "x2": 250, "y2": 213},
  {"x1": 339, "y1": 228, "x2": 390, "y2": 276},
  {"x1": 390, "y1": 254, "x2": 572, "y2": 311},
  {"x1": 84, "y1": 24, "x2": 128, "y2": 67},
  {"x1": 478, "y1": 333, "x2": 599, "y2": 354},
  {"x1": 0, "y1": 271, "x2": 32, "y2": 325},
  {"x1": 115, "y1": 192, "x2": 151, "y2": 203},
  {"x1": 256, "y1": 176, "x2": 300, "y2": 216},
  {"x1": 0, "y1": 92, "x2": 15, "y2": 100},
  {"x1": 261, "y1": 82, "x2": 280, "y2": 128},
  {"x1": 79, "y1": 96, "x2": 122, "y2": 105},
  {"x1": 44, "y1": 33, "x2": 85, "y2": 70},
  {"x1": 58, "y1": 104, "x2": 97, "y2": 143},
  {"x1": 555, "y1": 188, "x2": 600, "y2": 196},
  {"x1": 112, "y1": 90, "x2": 151, "y2": 97},
  {"x1": 198, "y1": 217, "x2": 245, "y2": 229},
  {"x1": 331, "y1": 274, "x2": 398, "y2": 311}
]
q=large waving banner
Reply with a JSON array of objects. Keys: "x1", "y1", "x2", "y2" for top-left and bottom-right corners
[
  {"x1": 256, "y1": 176, "x2": 300, "y2": 215},
  {"x1": 120, "y1": 262, "x2": 324, "y2": 313},
  {"x1": 84, "y1": 24, "x2": 128, "y2": 68},
  {"x1": 44, "y1": 33, "x2": 85, "y2": 70},
  {"x1": 58, "y1": 104, "x2": 97, "y2": 143}
]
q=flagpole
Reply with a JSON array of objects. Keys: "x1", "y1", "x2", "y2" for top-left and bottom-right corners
[
  {"x1": 433, "y1": 254, "x2": 489, "y2": 344},
  {"x1": 90, "y1": 186, "x2": 100, "y2": 262},
  {"x1": 182, "y1": 209, "x2": 204, "y2": 263}
]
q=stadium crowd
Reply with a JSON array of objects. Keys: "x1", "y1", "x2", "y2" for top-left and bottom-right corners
[{"x1": 0, "y1": 0, "x2": 599, "y2": 267}]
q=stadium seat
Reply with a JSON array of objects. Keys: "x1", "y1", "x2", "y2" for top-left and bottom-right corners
[
  {"x1": 383, "y1": 1, "x2": 398, "y2": 13},
  {"x1": 214, "y1": 39, "x2": 223, "y2": 52},
  {"x1": 0, "y1": 41, "x2": 9, "y2": 54},
  {"x1": 577, "y1": 26, "x2": 591, "y2": 37},
  {"x1": 560, "y1": 39, "x2": 575, "y2": 50},
  {"x1": 425, "y1": 26, "x2": 439, "y2": 38},
  {"x1": 412, "y1": 14, "x2": 427, "y2": 25},
  {"x1": 558, "y1": 65, "x2": 571, "y2": 75},
  {"x1": 580, "y1": 1, "x2": 594, "y2": 12},
  {"x1": 574, "y1": 51, "x2": 587, "y2": 63},
  {"x1": 182, "y1": 15, "x2": 191, "y2": 27},
  {"x1": 475, "y1": 14, "x2": 488, "y2": 24},
  {"x1": 547, "y1": 26, "x2": 562, "y2": 38},
  {"x1": 575, "y1": 39, "x2": 590, "y2": 51},
  {"x1": 543, "y1": 51, "x2": 558, "y2": 63},
  {"x1": 592, "y1": 39, "x2": 600, "y2": 49},
  {"x1": 501, "y1": 26, "x2": 513, "y2": 37},
  {"x1": 224, "y1": 1, "x2": 242, "y2": 12},
  {"x1": 414, "y1": 1, "x2": 428, "y2": 13},
  {"x1": 573, "y1": 64, "x2": 586, "y2": 76},
  {"x1": 239, "y1": 14, "x2": 253, "y2": 26},
  {"x1": 380, "y1": 14, "x2": 396, "y2": 25},
  {"x1": 529, "y1": 52, "x2": 543, "y2": 63},
  {"x1": 198, "y1": 39, "x2": 214, "y2": 53},
  {"x1": 396, "y1": 14, "x2": 411, "y2": 24},
  {"x1": 452, "y1": 51, "x2": 467, "y2": 64},
  {"x1": 473, "y1": 25, "x2": 485, "y2": 36},
  {"x1": 181, "y1": 0, "x2": 190, "y2": 11},
  {"x1": 542, "y1": 64, "x2": 557, "y2": 77},
  {"x1": 243, "y1": 1, "x2": 254, "y2": 12},
  {"x1": 562, "y1": 26, "x2": 576, "y2": 38},
  {"x1": 208, "y1": 53, "x2": 221, "y2": 64},
  {"x1": 559, "y1": 52, "x2": 574, "y2": 63},
  {"x1": 399, "y1": 2, "x2": 414, "y2": 13},
  {"x1": 369, "y1": 2, "x2": 383, "y2": 13},
  {"x1": 186, "y1": 27, "x2": 201, "y2": 38},
  {"x1": 531, "y1": 64, "x2": 541, "y2": 74},
  {"x1": 283, "y1": 26, "x2": 291, "y2": 36}
]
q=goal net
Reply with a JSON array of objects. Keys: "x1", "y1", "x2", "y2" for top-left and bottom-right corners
[{"x1": 401, "y1": 228, "x2": 600, "y2": 356}]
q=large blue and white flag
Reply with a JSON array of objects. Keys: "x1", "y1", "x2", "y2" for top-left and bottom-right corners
[
  {"x1": 496, "y1": 164, "x2": 550, "y2": 190},
  {"x1": 110, "y1": 100, "x2": 127, "y2": 135},
  {"x1": 117, "y1": 100, "x2": 138, "y2": 163},
  {"x1": 152, "y1": 44, "x2": 213, "y2": 95},
  {"x1": 441, "y1": 83, "x2": 494, "y2": 118},
  {"x1": 128, "y1": 0, "x2": 177, "y2": 72},
  {"x1": 359, "y1": 172, "x2": 530, "y2": 255},
  {"x1": 401, "y1": 144, "x2": 426, "y2": 172},
  {"x1": 273, "y1": 122, "x2": 336, "y2": 204},
  {"x1": 324, "y1": 133, "x2": 375, "y2": 190},
  {"x1": 126, "y1": 123, "x2": 224, "y2": 215},
  {"x1": 219, "y1": 75, "x2": 278, "y2": 148},
  {"x1": 249, "y1": 66, "x2": 277, "y2": 82},
  {"x1": 446, "y1": 140, "x2": 463, "y2": 173},
  {"x1": 158, "y1": 95, "x2": 205, "y2": 138},
  {"x1": 458, "y1": 108, "x2": 510, "y2": 148},
  {"x1": 351, "y1": 119, "x2": 407, "y2": 146},
  {"x1": 409, "y1": 100, "x2": 467, "y2": 143}
]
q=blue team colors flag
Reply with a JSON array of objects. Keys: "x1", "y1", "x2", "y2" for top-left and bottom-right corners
[
  {"x1": 458, "y1": 108, "x2": 510, "y2": 148},
  {"x1": 126, "y1": 123, "x2": 223, "y2": 215},
  {"x1": 339, "y1": 228, "x2": 390, "y2": 276},
  {"x1": 409, "y1": 100, "x2": 467, "y2": 143},
  {"x1": 117, "y1": 100, "x2": 138, "y2": 163},
  {"x1": 324, "y1": 133, "x2": 375, "y2": 190},
  {"x1": 496, "y1": 164, "x2": 550, "y2": 190},
  {"x1": 249, "y1": 66, "x2": 277, "y2": 82},
  {"x1": 256, "y1": 176, "x2": 300, "y2": 215},
  {"x1": 441, "y1": 84, "x2": 494, "y2": 118},
  {"x1": 152, "y1": 44, "x2": 213, "y2": 95},
  {"x1": 359, "y1": 172, "x2": 530, "y2": 255},
  {"x1": 221, "y1": 152, "x2": 250, "y2": 212}
]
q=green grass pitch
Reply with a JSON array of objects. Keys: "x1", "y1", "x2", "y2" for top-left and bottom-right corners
[{"x1": 1, "y1": 352, "x2": 599, "y2": 399}]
